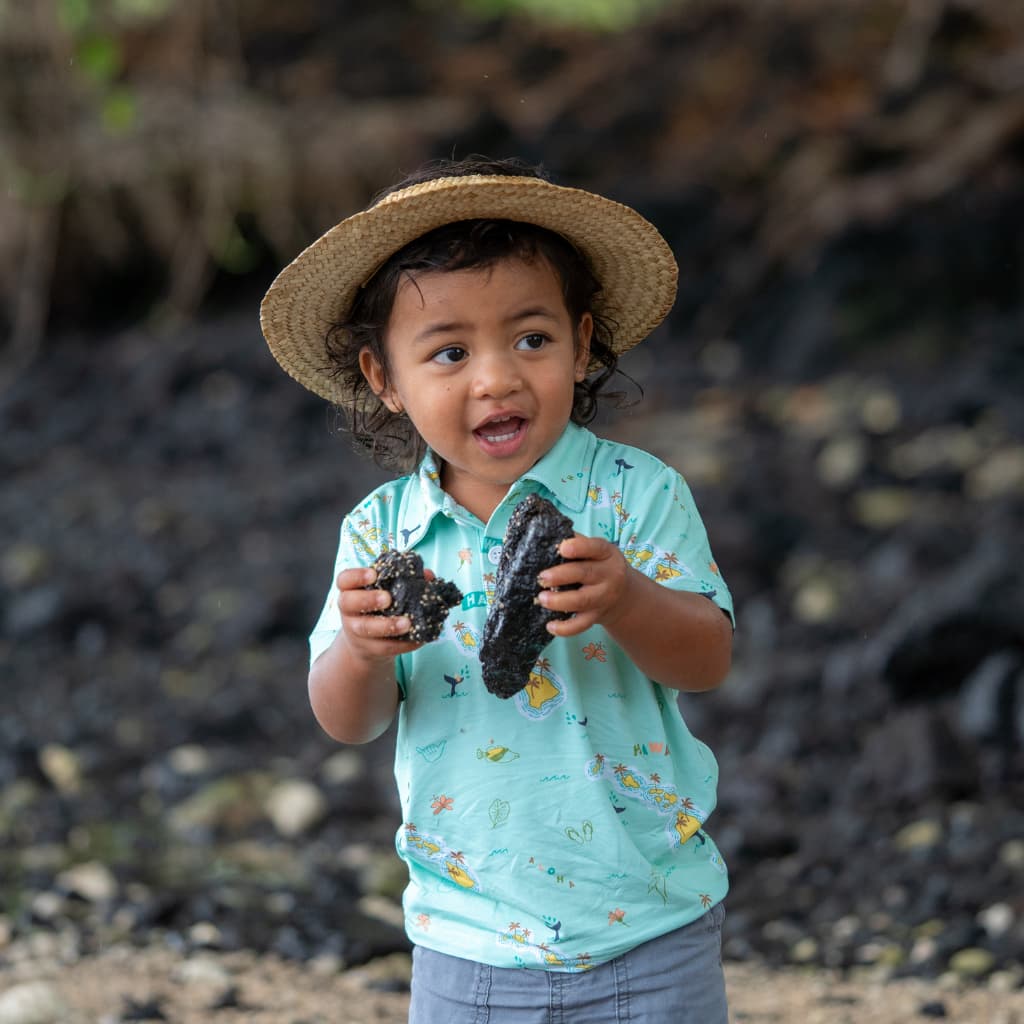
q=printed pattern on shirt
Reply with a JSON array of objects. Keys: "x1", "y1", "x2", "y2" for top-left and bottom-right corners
[{"x1": 307, "y1": 424, "x2": 734, "y2": 971}]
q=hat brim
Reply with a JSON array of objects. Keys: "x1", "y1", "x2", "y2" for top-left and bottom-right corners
[{"x1": 259, "y1": 174, "x2": 678, "y2": 405}]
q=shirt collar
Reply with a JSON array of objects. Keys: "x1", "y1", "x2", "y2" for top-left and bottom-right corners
[
  {"x1": 396, "y1": 423, "x2": 596, "y2": 545},
  {"x1": 518, "y1": 421, "x2": 594, "y2": 513}
]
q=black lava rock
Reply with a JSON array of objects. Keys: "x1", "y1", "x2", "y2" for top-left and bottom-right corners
[
  {"x1": 365, "y1": 549, "x2": 462, "y2": 644},
  {"x1": 481, "y1": 494, "x2": 576, "y2": 699}
]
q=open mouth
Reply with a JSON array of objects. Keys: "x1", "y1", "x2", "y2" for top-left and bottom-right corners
[{"x1": 474, "y1": 415, "x2": 526, "y2": 444}]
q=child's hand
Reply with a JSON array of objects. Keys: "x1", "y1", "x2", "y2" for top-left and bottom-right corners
[
  {"x1": 535, "y1": 534, "x2": 635, "y2": 637},
  {"x1": 335, "y1": 566, "x2": 430, "y2": 660}
]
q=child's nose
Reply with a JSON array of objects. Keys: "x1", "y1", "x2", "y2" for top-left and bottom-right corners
[{"x1": 471, "y1": 353, "x2": 523, "y2": 399}]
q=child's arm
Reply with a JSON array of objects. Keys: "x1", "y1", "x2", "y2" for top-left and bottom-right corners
[
  {"x1": 536, "y1": 536, "x2": 732, "y2": 692},
  {"x1": 307, "y1": 566, "x2": 421, "y2": 744}
]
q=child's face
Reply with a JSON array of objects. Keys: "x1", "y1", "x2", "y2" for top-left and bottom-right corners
[{"x1": 360, "y1": 256, "x2": 592, "y2": 522}]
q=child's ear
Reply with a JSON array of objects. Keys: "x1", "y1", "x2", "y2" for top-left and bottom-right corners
[
  {"x1": 358, "y1": 347, "x2": 403, "y2": 414},
  {"x1": 574, "y1": 313, "x2": 594, "y2": 382}
]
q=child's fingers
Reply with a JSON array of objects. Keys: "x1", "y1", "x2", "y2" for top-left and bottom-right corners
[
  {"x1": 337, "y1": 566, "x2": 376, "y2": 591},
  {"x1": 546, "y1": 610, "x2": 598, "y2": 637},
  {"x1": 339, "y1": 585, "x2": 391, "y2": 617},
  {"x1": 340, "y1": 600, "x2": 414, "y2": 642},
  {"x1": 537, "y1": 578, "x2": 605, "y2": 615},
  {"x1": 542, "y1": 562, "x2": 601, "y2": 590},
  {"x1": 357, "y1": 613, "x2": 413, "y2": 639},
  {"x1": 337, "y1": 585, "x2": 418, "y2": 642},
  {"x1": 557, "y1": 534, "x2": 608, "y2": 561},
  {"x1": 337, "y1": 566, "x2": 437, "y2": 588}
]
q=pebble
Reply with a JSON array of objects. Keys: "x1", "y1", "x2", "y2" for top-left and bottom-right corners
[
  {"x1": 816, "y1": 434, "x2": 867, "y2": 488},
  {"x1": 852, "y1": 487, "x2": 916, "y2": 528},
  {"x1": 320, "y1": 749, "x2": 363, "y2": 786},
  {"x1": 831, "y1": 915, "x2": 861, "y2": 941},
  {"x1": 309, "y1": 952, "x2": 344, "y2": 975},
  {"x1": 949, "y1": 947, "x2": 996, "y2": 978},
  {"x1": 977, "y1": 903, "x2": 1015, "y2": 939},
  {"x1": 910, "y1": 937, "x2": 939, "y2": 964},
  {"x1": 264, "y1": 779, "x2": 327, "y2": 837},
  {"x1": 0, "y1": 543, "x2": 49, "y2": 588},
  {"x1": 187, "y1": 921, "x2": 223, "y2": 948},
  {"x1": 0, "y1": 982, "x2": 68, "y2": 1024},
  {"x1": 999, "y1": 839, "x2": 1024, "y2": 871},
  {"x1": 347, "y1": 951, "x2": 412, "y2": 991},
  {"x1": 790, "y1": 937, "x2": 819, "y2": 963},
  {"x1": 989, "y1": 968, "x2": 1024, "y2": 994},
  {"x1": 357, "y1": 895, "x2": 406, "y2": 931},
  {"x1": 168, "y1": 744, "x2": 212, "y2": 776},
  {"x1": 37, "y1": 745, "x2": 82, "y2": 796},
  {"x1": 792, "y1": 576, "x2": 842, "y2": 624},
  {"x1": 966, "y1": 445, "x2": 1024, "y2": 500},
  {"x1": 893, "y1": 819, "x2": 943, "y2": 852},
  {"x1": 169, "y1": 773, "x2": 271, "y2": 833},
  {"x1": 860, "y1": 388, "x2": 902, "y2": 433},
  {"x1": 175, "y1": 954, "x2": 233, "y2": 990},
  {"x1": 57, "y1": 861, "x2": 118, "y2": 903},
  {"x1": 888, "y1": 425, "x2": 980, "y2": 477},
  {"x1": 29, "y1": 893, "x2": 63, "y2": 922}
]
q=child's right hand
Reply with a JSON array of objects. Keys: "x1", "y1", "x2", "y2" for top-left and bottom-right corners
[
  {"x1": 309, "y1": 565, "x2": 425, "y2": 744},
  {"x1": 335, "y1": 566, "x2": 425, "y2": 662}
]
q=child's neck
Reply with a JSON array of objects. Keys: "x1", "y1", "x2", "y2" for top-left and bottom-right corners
[{"x1": 440, "y1": 466, "x2": 513, "y2": 524}]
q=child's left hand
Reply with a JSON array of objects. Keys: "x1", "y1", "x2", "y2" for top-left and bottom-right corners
[{"x1": 536, "y1": 534, "x2": 634, "y2": 637}]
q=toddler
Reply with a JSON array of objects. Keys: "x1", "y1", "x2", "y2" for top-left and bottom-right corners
[{"x1": 261, "y1": 156, "x2": 734, "y2": 1023}]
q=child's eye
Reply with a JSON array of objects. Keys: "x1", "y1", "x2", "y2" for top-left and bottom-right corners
[
  {"x1": 515, "y1": 333, "x2": 549, "y2": 351},
  {"x1": 432, "y1": 346, "x2": 467, "y2": 365}
]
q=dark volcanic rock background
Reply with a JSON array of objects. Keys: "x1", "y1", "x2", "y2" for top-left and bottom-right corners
[{"x1": 2, "y1": 0, "x2": 1023, "y2": 990}]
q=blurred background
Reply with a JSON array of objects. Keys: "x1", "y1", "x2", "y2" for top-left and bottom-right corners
[{"x1": 2, "y1": 0, "x2": 1023, "y2": 991}]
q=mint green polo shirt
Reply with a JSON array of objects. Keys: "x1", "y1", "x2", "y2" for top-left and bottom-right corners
[{"x1": 310, "y1": 422, "x2": 733, "y2": 971}]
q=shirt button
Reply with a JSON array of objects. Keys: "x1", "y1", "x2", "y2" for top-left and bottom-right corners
[{"x1": 487, "y1": 545, "x2": 502, "y2": 566}]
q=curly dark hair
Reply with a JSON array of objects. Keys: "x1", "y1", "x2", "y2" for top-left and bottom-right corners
[{"x1": 325, "y1": 156, "x2": 627, "y2": 473}]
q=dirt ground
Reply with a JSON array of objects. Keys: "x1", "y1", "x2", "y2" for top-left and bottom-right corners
[{"x1": 3, "y1": 946, "x2": 1023, "y2": 1024}]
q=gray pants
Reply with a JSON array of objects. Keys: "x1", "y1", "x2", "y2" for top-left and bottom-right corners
[{"x1": 408, "y1": 902, "x2": 728, "y2": 1023}]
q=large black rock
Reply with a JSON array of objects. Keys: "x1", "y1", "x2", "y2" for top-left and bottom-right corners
[{"x1": 481, "y1": 494, "x2": 576, "y2": 699}]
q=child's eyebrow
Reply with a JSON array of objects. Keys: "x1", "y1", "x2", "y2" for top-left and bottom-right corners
[
  {"x1": 411, "y1": 320, "x2": 470, "y2": 344},
  {"x1": 504, "y1": 306, "x2": 561, "y2": 326},
  {"x1": 411, "y1": 306, "x2": 562, "y2": 344}
]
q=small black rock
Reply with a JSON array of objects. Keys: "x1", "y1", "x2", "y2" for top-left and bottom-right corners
[{"x1": 366, "y1": 549, "x2": 462, "y2": 643}]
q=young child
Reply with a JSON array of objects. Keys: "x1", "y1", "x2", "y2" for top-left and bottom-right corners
[{"x1": 261, "y1": 156, "x2": 735, "y2": 1022}]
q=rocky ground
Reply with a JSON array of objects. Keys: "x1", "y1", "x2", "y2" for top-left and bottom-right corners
[
  {"x1": 2, "y1": 309, "x2": 1023, "y2": 1024},
  {"x1": 2, "y1": 945, "x2": 1024, "y2": 1024}
]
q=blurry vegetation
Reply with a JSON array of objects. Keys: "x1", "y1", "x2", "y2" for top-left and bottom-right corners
[
  {"x1": 1, "y1": 0, "x2": 1022, "y2": 380},
  {"x1": 453, "y1": 0, "x2": 676, "y2": 31}
]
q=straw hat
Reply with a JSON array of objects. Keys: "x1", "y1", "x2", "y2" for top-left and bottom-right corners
[{"x1": 260, "y1": 173, "x2": 678, "y2": 405}]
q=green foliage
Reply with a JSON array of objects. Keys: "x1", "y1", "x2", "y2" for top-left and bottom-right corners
[
  {"x1": 50, "y1": 0, "x2": 166, "y2": 145},
  {"x1": 57, "y1": 0, "x2": 171, "y2": 124},
  {"x1": 457, "y1": 0, "x2": 677, "y2": 31},
  {"x1": 113, "y1": 0, "x2": 171, "y2": 20},
  {"x1": 215, "y1": 223, "x2": 260, "y2": 275},
  {"x1": 100, "y1": 86, "x2": 136, "y2": 133},
  {"x1": 56, "y1": 0, "x2": 92, "y2": 33},
  {"x1": 4, "y1": 164, "x2": 69, "y2": 205},
  {"x1": 77, "y1": 33, "x2": 122, "y2": 84},
  {"x1": 58, "y1": 0, "x2": 170, "y2": 29}
]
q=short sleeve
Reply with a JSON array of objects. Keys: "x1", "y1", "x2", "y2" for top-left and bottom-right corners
[
  {"x1": 308, "y1": 509, "x2": 390, "y2": 667},
  {"x1": 618, "y1": 466, "x2": 734, "y2": 627}
]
